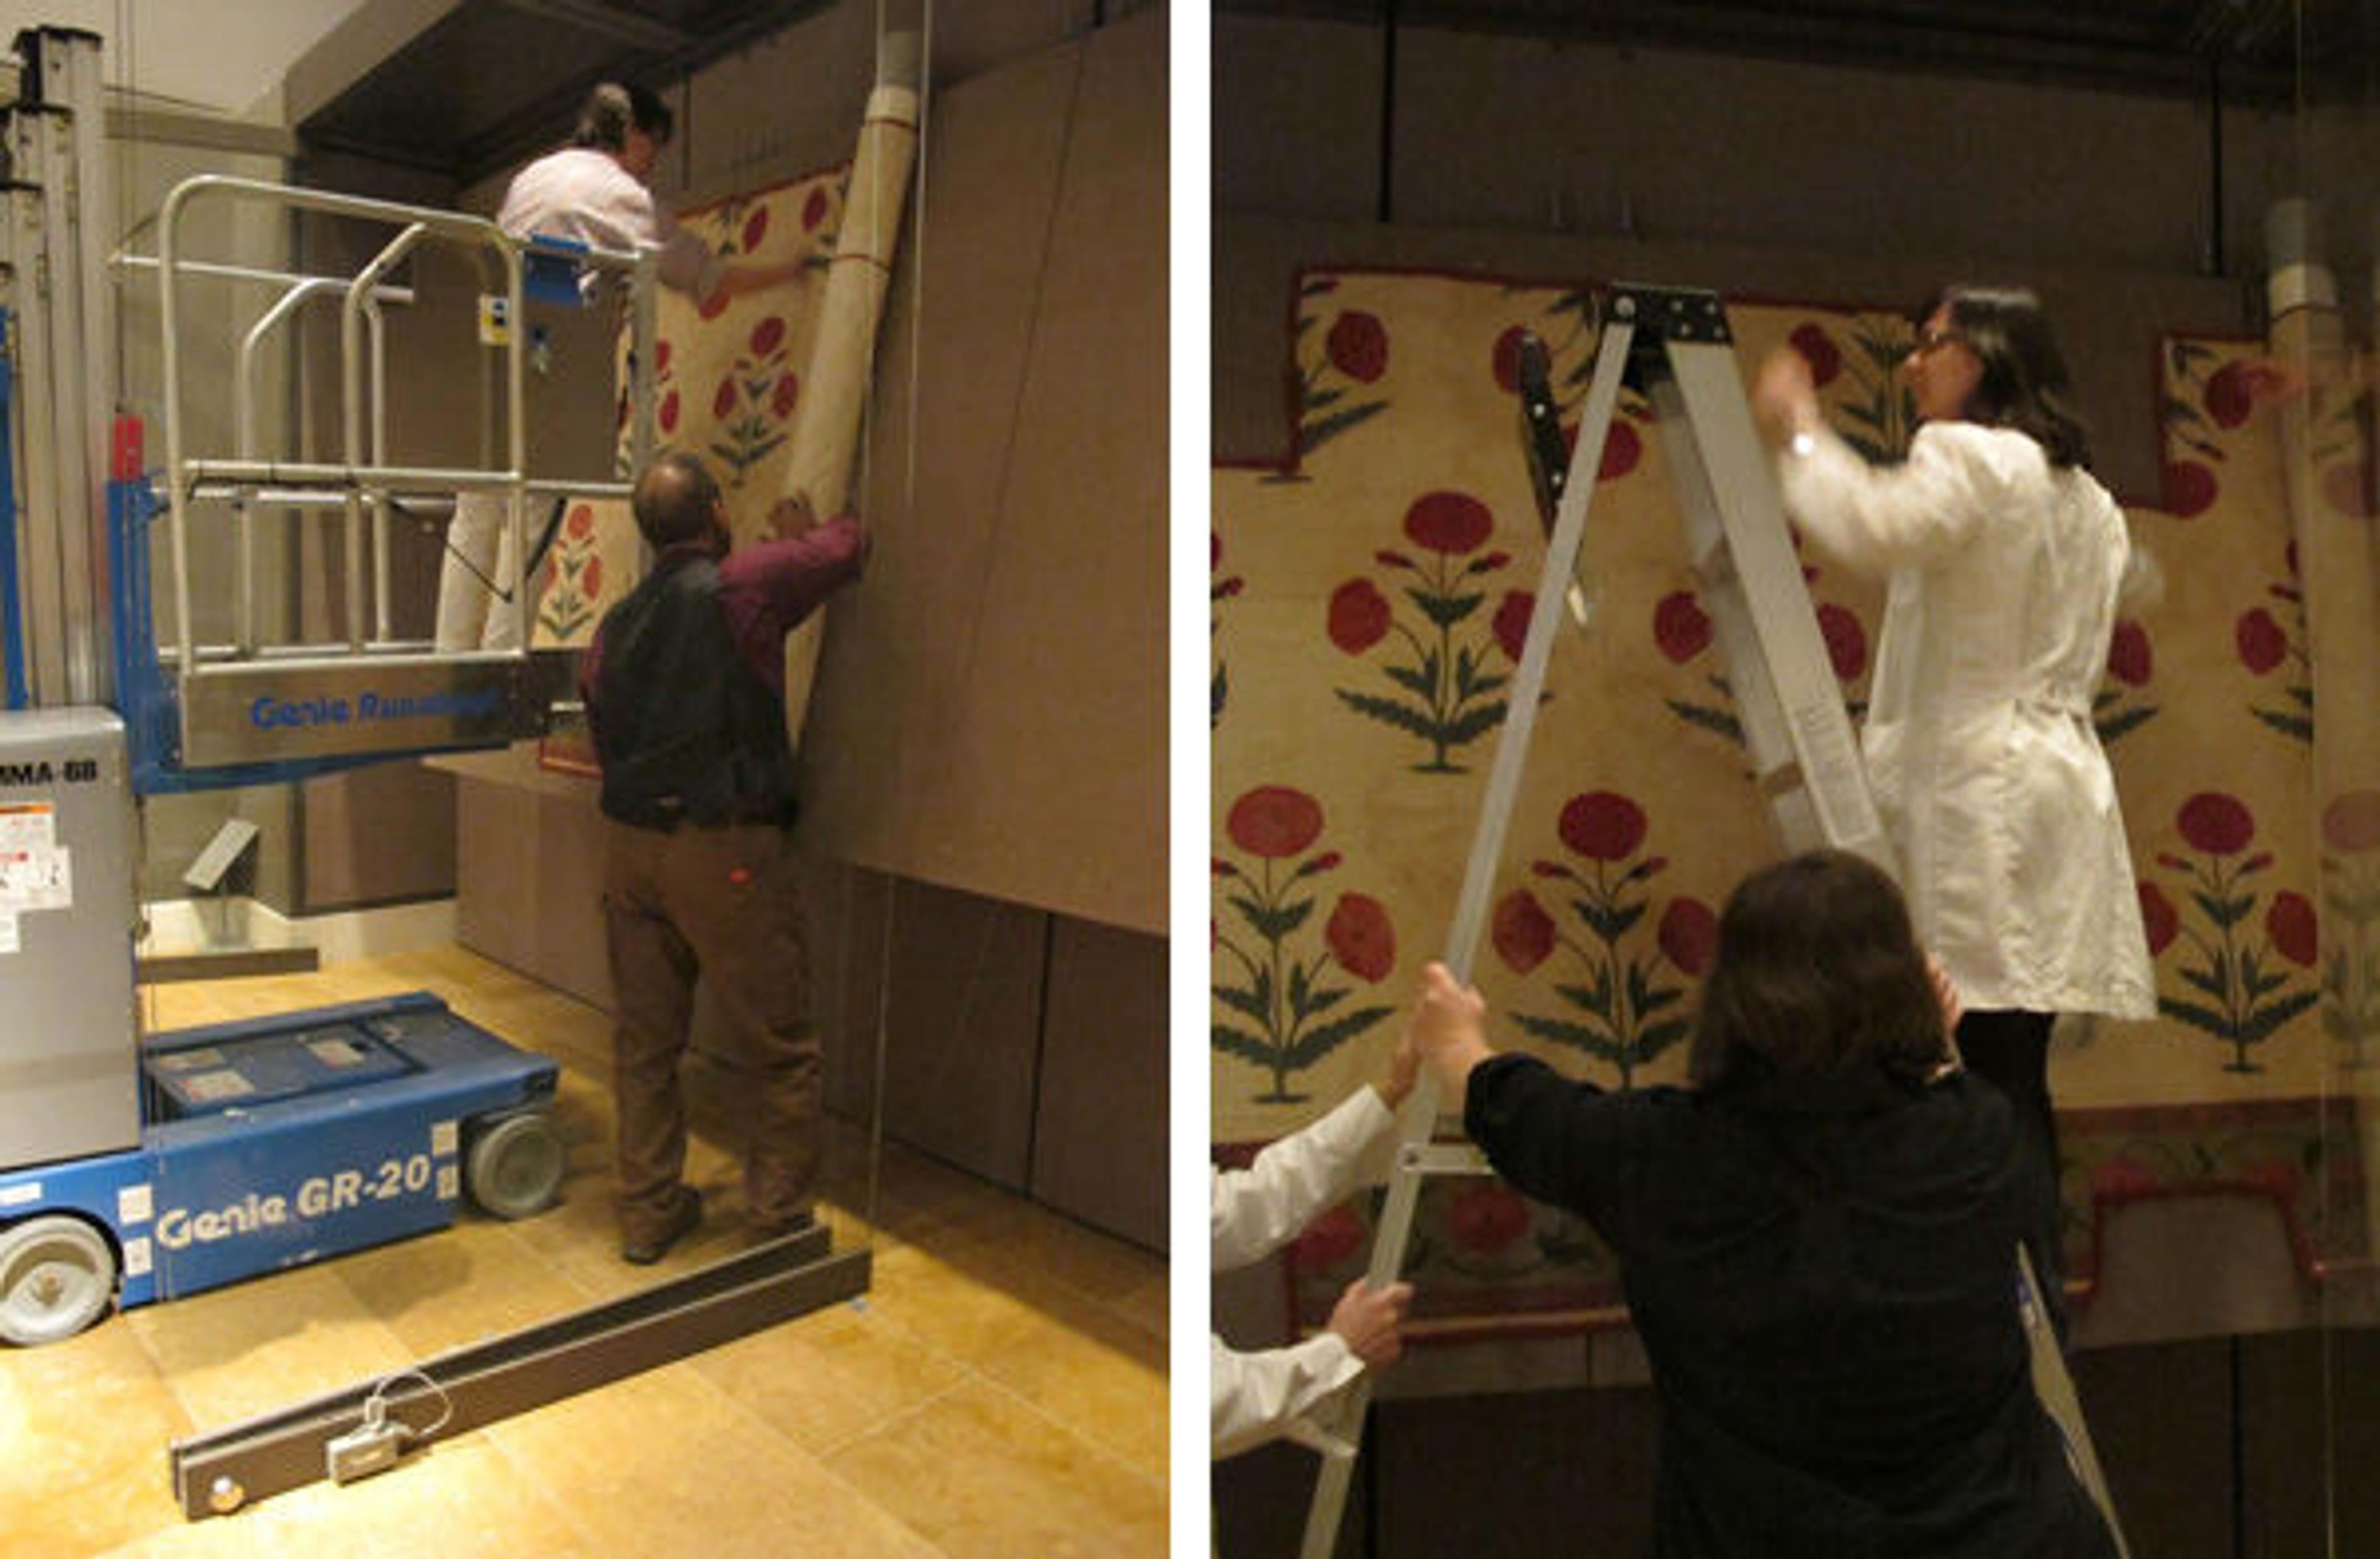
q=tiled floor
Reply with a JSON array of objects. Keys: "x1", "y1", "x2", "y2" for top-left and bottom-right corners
[{"x1": 4, "y1": 946, "x2": 1167, "y2": 1559}]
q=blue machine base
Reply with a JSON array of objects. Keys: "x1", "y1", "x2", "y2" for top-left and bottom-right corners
[{"x1": 0, "y1": 991, "x2": 558, "y2": 1315}]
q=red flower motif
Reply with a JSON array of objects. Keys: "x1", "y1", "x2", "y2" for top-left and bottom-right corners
[
  {"x1": 750, "y1": 316, "x2": 787, "y2": 358},
  {"x1": 2138, "y1": 882, "x2": 2178, "y2": 955},
  {"x1": 2107, "y1": 619, "x2": 2152, "y2": 686},
  {"x1": 654, "y1": 339, "x2": 672, "y2": 376},
  {"x1": 1326, "y1": 310, "x2": 1388, "y2": 382},
  {"x1": 1817, "y1": 603, "x2": 1867, "y2": 681},
  {"x1": 580, "y1": 556, "x2": 604, "y2": 597},
  {"x1": 1653, "y1": 590, "x2": 1712, "y2": 663},
  {"x1": 1491, "y1": 325, "x2": 1530, "y2": 393},
  {"x1": 771, "y1": 373, "x2": 800, "y2": 420},
  {"x1": 1492, "y1": 890, "x2": 1556, "y2": 973},
  {"x1": 2267, "y1": 890, "x2": 2317, "y2": 967},
  {"x1": 2235, "y1": 607, "x2": 2288, "y2": 674},
  {"x1": 1492, "y1": 591, "x2": 1533, "y2": 661},
  {"x1": 1227, "y1": 787, "x2": 1324, "y2": 859},
  {"x1": 1788, "y1": 323, "x2": 1841, "y2": 388},
  {"x1": 2177, "y1": 793, "x2": 2255, "y2": 856},
  {"x1": 1402, "y1": 491, "x2": 1494, "y2": 555},
  {"x1": 742, "y1": 205, "x2": 770, "y2": 254},
  {"x1": 1326, "y1": 893, "x2": 1395, "y2": 983},
  {"x1": 2162, "y1": 459, "x2": 2217, "y2": 518},
  {"x1": 1598, "y1": 420, "x2": 1642, "y2": 482},
  {"x1": 1328, "y1": 579, "x2": 1392, "y2": 653},
  {"x1": 713, "y1": 377, "x2": 739, "y2": 421},
  {"x1": 803, "y1": 188, "x2": 829, "y2": 230},
  {"x1": 2203, "y1": 359, "x2": 2260, "y2": 428},
  {"x1": 1558, "y1": 791, "x2": 1648, "y2": 862},
  {"x1": 1657, "y1": 897, "x2": 1717, "y2": 976},
  {"x1": 565, "y1": 503, "x2": 596, "y2": 541},
  {"x1": 699, "y1": 288, "x2": 732, "y2": 322},
  {"x1": 1292, "y1": 1204, "x2": 1365, "y2": 1271},
  {"x1": 658, "y1": 389, "x2": 681, "y2": 434},
  {"x1": 2323, "y1": 790, "x2": 2380, "y2": 854},
  {"x1": 2322, "y1": 459, "x2": 2373, "y2": 519},
  {"x1": 1448, "y1": 1183, "x2": 1532, "y2": 1254}
]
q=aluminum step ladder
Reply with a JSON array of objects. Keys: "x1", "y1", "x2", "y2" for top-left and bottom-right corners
[{"x1": 1294, "y1": 284, "x2": 2127, "y2": 1559}]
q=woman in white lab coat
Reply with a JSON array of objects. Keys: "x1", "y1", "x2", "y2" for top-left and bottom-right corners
[{"x1": 1750, "y1": 286, "x2": 2157, "y2": 1333}]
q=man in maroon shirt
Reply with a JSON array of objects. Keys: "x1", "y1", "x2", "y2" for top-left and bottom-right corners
[{"x1": 582, "y1": 451, "x2": 865, "y2": 1262}]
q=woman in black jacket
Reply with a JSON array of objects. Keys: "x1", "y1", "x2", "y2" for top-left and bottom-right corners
[{"x1": 1404, "y1": 849, "x2": 2115, "y2": 1558}]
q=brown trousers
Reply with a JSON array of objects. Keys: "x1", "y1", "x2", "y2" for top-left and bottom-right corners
[{"x1": 601, "y1": 818, "x2": 821, "y2": 1243}]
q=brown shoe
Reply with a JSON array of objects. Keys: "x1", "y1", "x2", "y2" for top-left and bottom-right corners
[{"x1": 622, "y1": 1188, "x2": 702, "y2": 1265}]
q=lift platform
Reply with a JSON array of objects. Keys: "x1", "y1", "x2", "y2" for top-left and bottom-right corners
[{"x1": 0, "y1": 25, "x2": 633, "y2": 1345}]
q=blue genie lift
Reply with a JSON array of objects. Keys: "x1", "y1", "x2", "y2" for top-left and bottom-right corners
[{"x1": 0, "y1": 25, "x2": 659, "y2": 1347}]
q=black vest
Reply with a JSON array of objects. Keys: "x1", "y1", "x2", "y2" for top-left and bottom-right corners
[{"x1": 594, "y1": 555, "x2": 800, "y2": 829}]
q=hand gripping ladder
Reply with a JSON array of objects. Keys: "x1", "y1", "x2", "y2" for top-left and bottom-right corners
[{"x1": 1294, "y1": 285, "x2": 2127, "y2": 1558}]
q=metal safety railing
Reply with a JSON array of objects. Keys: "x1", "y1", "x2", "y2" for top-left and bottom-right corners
[{"x1": 140, "y1": 175, "x2": 658, "y2": 769}]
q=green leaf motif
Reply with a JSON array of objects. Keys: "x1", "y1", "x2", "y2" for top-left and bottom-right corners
[
  {"x1": 1211, "y1": 1023, "x2": 1274, "y2": 1064},
  {"x1": 2095, "y1": 705, "x2": 2157, "y2": 745},
  {"x1": 1283, "y1": 1005, "x2": 1396, "y2": 1070},
  {"x1": 1634, "y1": 1016, "x2": 1691, "y2": 1061},
  {"x1": 2238, "y1": 989, "x2": 2320, "y2": 1046},
  {"x1": 2252, "y1": 708, "x2": 2314, "y2": 744},
  {"x1": 1441, "y1": 701, "x2": 1510, "y2": 745},
  {"x1": 2193, "y1": 890, "x2": 2250, "y2": 931},
  {"x1": 1299, "y1": 400, "x2": 1392, "y2": 457},
  {"x1": 1213, "y1": 983, "x2": 1272, "y2": 1024},
  {"x1": 2158, "y1": 994, "x2": 2236, "y2": 1038},
  {"x1": 1336, "y1": 686, "x2": 1440, "y2": 740},
  {"x1": 1666, "y1": 699, "x2": 1745, "y2": 745},
  {"x1": 1415, "y1": 590, "x2": 1486, "y2": 630},
  {"x1": 1227, "y1": 892, "x2": 1314, "y2": 943}
]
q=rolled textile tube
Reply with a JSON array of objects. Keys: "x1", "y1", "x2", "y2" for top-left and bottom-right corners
[{"x1": 771, "y1": 29, "x2": 923, "y2": 749}]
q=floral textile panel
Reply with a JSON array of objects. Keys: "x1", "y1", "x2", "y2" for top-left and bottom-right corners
[
  {"x1": 534, "y1": 164, "x2": 848, "y2": 774},
  {"x1": 1215, "y1": 268, "x2": 2346, "y2": 1328}
]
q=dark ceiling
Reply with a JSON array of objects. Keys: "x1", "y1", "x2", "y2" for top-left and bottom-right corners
[
  {"x1": 291, "y1": 0, "x2": 833, "y2": 185},
  {"x1": 1217, "y1": 0, "x2": 2373, "y2": 105}
]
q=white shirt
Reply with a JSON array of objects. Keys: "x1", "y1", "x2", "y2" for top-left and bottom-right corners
[
  {"x1": 496, "y1": 146, "x2": 725, "y2": 303},
  {"x1": 1210, "y1": 1086, "x2": 1401, "y2": 1459},
  {"x1": 1778, "y1": 419, "x2": 2156, "y2": 1018}
]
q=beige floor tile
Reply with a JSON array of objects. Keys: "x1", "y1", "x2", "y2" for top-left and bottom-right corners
[
  {"x1": 23, "y1": 945, "x2": 1164, "y2": 1559},
  {"x1": 492, "y1": 1366, "x2": 943, "y2": 1558},
  {"x1": 0, "y1": 1320, "x2": 190, "y2": 1559},
  {"x1": 332, "y1": 1220, "x2": 596, "y2": 1355},
  {"x1": 690, "y1": 1297, "x2": 969, "y2": 1455},
  {"x1": 87, "y1": 1432, "x2": 601, "y2": 1559},
  {"x1": 971, "y1": 1290, "x2": 1168, "y2": 1470},
  {"x1": 125, "y1": 1265, "x2": 416, "y2": 1429},
  {"x1": 828, "y1": 1377, "x2": 1168, "y2": 1559}
]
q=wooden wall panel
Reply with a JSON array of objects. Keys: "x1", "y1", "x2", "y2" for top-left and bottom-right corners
[
  {"x1": 802, "y1": 9, "x2": 1168, "y2": 935},
  {"x1": 878, "y1": 878, "x2": 1049, "y2": 1190},
  {"x1": 1031, "y1": 916, "x2": 1166, "y2": 1250}
]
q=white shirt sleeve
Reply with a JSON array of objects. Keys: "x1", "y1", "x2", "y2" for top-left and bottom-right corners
[
  {"x1": 650, "y1": 203, "x2": 728, "y2": 304},
  {"x1": 1778, "y1": 421, "x2": 2000, "y2": 576},
  {"x1": 1210, "y1": 1086, "x2": 1398, "y2": 1273},
  {"x1": 1210, "y1": 1330, "x2": 1365, "y2": 1460}
]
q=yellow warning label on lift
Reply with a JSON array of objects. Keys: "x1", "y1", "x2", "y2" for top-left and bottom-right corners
[{"x1": 478, "y1": 294, "x2": 512, "y2": 347}]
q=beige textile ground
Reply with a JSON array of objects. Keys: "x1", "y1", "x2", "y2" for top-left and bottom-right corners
[{"x1": 2, "y1": 946, "x2": 1166, "y2": 1559}]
